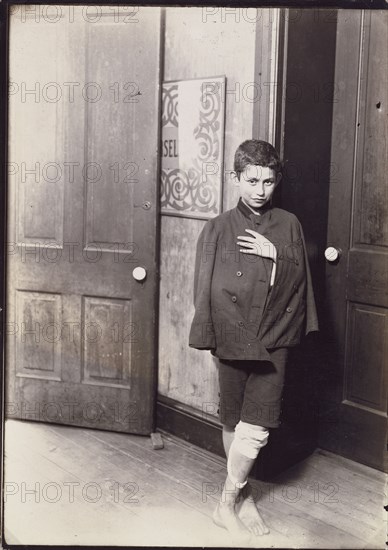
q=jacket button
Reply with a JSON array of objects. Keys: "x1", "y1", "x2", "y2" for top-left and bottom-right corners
[
  {"x1": 236, "y1": 271, "x2": 243, "y2": 277},
  {"x1": 238, "y1": 321, "x2": 244, "y2": 327},
  {"x1": 231, "y1": 296, "x2": 237, "y2": 302},
  {"x1": 286, "y1": 306, "x2": 293, "y2": 313}
]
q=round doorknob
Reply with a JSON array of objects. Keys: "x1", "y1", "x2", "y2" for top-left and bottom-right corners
[
  {"x1": 324, "y1": 246, "x2": 341, "y2": 262},
  {"x1": 132, "y1": 266, "x2": 147, "y2": 281}
]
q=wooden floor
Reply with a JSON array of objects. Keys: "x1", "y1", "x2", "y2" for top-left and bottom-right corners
[{"x1": 3, "y1": 419, "x2": 386, "y2": 548}]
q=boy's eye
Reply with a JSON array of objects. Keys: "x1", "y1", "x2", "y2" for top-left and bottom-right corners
[{"x1": 247, "y1": 179, "x2": 275, "y2": 186}]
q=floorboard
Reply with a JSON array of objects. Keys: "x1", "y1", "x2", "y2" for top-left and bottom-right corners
[{"x1": 3, "y1": 419, "x2": 386, "y2": 548}]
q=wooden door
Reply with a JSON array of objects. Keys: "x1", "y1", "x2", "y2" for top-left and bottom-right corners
[
  {"x1": 6, "y1": 7, "x2": 161, "y2": 434},
  {"x1": 321, "y1": 9, "x2": 387, "y2": 470}
]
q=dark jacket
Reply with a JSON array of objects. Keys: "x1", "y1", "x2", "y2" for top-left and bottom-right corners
[{"x1": 189, "y1": 198, "x2": 319, "y2": 361}]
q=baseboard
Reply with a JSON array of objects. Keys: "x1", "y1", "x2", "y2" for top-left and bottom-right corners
[{"x1": 156, "y1": 395, "x2": 224, "y2": 457}]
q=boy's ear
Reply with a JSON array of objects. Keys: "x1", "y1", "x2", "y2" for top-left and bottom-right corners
[{"x1": 230, "y1": 171, "x2": 240, "y2": 186}]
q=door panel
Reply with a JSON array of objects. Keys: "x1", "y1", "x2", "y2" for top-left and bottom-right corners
[
  {"x1": 322, "y1": 10, "x2": 387, "y2": 470},
  {"x1": 7, "y1": 7, "x2": 161, "y2": 434}
]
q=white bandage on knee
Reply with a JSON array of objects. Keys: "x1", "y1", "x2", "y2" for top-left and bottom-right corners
[
  {"x1": 232, "y1": 421, "x2": 269, "y2": 460},
  {"x1": 226, "y1": 422, "x2": 269, "y2": 489}
]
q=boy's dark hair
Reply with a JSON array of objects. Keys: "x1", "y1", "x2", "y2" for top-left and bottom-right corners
[{"x1": 234, "y1": 139, "x2": 282, "y2": 178}]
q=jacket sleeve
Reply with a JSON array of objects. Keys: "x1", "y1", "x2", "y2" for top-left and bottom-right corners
[
  {"x1": 188, "y1": 220, "x2": 217, "y2": 350},
  {"x1": 299, "y1": 222, "x2": 319, "y2": 335}
]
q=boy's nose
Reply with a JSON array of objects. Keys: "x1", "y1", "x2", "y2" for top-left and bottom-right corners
[{"x1": 257, "y1": 183, "x2": 265, "y2": 196}]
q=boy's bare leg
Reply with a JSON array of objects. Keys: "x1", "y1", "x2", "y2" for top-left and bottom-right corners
[
  {"x1": 215, "y1": 425, "x2": 270, "y2": 537},
  {"x1": 222, "y1": 425, "x2": 234, "y2": 455},
  {"x1": 214, "y1": 448, "x2": 254, "y2": 539}
]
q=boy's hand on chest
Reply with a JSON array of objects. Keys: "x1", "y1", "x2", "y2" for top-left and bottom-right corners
[{"x1": 237, "y1": 229, "x2": 277, "y2": 262}]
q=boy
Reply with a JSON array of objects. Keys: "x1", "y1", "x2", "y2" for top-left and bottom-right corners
[{"x1": 189, "y1": 140, "x2": 319, "y2": 541}]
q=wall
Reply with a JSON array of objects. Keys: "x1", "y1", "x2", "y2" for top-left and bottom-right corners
[{"x1": 158, "y1": 7, "x2": 279, "y2": 417}]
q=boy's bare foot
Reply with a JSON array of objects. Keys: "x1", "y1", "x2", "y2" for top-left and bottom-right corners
[
  {"x1": 213, "y1": 503, "x2": 252, "y2": 543},
  {"x1": 239, "y1": 496, "x2": 270, "y2": 536}
]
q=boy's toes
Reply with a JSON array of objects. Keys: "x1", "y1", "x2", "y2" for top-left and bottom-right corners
[
  {"x1": 248, "y1": 520, "x2": 265, "y2": 536},
  {"x1": 241, "y1": 514, "x2": 270, "y2": 536}
]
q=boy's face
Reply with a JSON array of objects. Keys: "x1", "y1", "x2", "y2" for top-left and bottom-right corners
[{"x1": 234, "y1": 164, "x2": 281, "y2": 210}]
